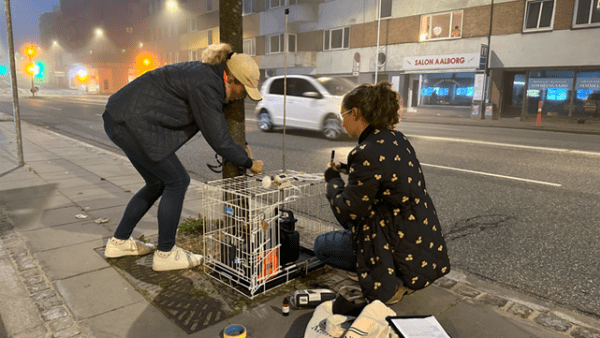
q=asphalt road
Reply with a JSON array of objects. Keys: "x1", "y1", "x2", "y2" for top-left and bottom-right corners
[{"x1": 2, "y1": 93, "x2": 599, "y2": 319}]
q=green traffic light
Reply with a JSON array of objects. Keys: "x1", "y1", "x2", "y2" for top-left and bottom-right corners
[{"x1": 0, "y1": 65, "x2": 7, "y2": 76}]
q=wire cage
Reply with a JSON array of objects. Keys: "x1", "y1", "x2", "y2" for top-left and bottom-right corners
[{"x1": 201, "y1": 170, "x2": 339, "y2": 298}]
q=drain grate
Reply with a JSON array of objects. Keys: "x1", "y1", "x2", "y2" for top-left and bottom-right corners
[{"x1": 97, "y1": 248, "x2": 232, "y2": 334}]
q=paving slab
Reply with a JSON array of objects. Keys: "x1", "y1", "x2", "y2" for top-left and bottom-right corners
[
  {"x1": 435, "y1": 300, "x2": 568, "y2": 338},
  {"x1": 11, "y1": 205, "x2": 86, "y2": 231},
  {"x1": 21, "y1": 220, "x2": 113, "y2": 253},
  {"x1": 34, "y1": 239, "x2": 110, "y2": 280},
  {"x1": 79, "y1": 301, "x2": 187, "y2": 338},
  {"x1": 75, "y1": 192, "x2": 132, "y2": 212},
  {"x1": 54, "y1": 267, "x2": 146, "y2": 320}
]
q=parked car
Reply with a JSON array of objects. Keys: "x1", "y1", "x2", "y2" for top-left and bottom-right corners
[
  {"x1": 584, "y1": 91, "x2": 600, "y2": 117},
  {"x1": 255, "y1": 75, "x2": 356, "y2": 139}
]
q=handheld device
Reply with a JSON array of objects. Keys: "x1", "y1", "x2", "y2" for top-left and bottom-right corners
[{"x1": 290, "y1": 289, "x2": 337, "y2": 308}]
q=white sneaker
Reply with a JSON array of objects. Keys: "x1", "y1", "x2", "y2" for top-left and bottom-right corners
[
  {"x1": 105, "y1": 237, "x2": 155, "y2": 258},
  {"x1": 152, "y1": 246, "x2": 204, "y2": 271}
]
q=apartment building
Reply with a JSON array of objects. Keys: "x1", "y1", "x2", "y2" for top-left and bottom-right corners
[{"x1": 40, "y1": 0, "x2": 599, "y2": 119}]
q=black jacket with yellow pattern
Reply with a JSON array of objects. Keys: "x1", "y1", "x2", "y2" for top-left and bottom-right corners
[{"x1": 325, "y1": 125, "x2": 450, "y2": 302}]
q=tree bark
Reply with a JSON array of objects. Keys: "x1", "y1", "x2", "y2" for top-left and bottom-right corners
[{"x1": 220, "y1": 0, "x2": 245, "y2": 179}]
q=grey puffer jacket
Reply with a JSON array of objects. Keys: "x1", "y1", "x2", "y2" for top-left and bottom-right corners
[
  {"x1": 103, "y1": 61, "x2": 252, "y2": 167},
  {"x1": 326, "y1": 125, "x2": 450, "y2": 302}
]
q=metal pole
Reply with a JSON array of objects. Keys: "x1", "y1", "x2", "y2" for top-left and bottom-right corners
[
  {"x1": 481, "y1": 0, "x2": 495, "y2": 119},
  {"x1": 4, "y1": 0, "x2": 24, "y2": 166},
  {"x1": 374, "y1": 0, "x2": 381, "y2": 84},
  {"x1": 282, "y1": 8, "x2": 289, "y2": 173}
]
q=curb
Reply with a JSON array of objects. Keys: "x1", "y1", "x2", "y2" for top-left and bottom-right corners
[
  {"x1": 0, "y1": 204, "x2": 88, "y2": 338},
  {"x1": 435, "y1": 276, "x2": 600, "y2": 338}
]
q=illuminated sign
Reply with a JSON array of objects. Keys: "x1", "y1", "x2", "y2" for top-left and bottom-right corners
[{"x1": 403, "y1": 53, "x2": 479, "y2": 70}]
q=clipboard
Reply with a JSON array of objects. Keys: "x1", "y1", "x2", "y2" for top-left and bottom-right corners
[{"x1": 386, "y1": 315, "x2": 452, "y2": 338}]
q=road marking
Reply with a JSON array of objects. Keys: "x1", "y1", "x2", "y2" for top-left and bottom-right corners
[
  {"x1": 47, "y1": 107, "x2": 62, "y2": 111},
  {"x1": 404, "y1": 134, "x2": 600, "y2": 157},
  {"x1": 421, "y1": 163, "x2": 562, "y2": 187}
]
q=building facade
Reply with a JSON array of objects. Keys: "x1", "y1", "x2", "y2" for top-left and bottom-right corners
[{"x1": 39, "y1": 0, "x2": 600, "y2": 119}]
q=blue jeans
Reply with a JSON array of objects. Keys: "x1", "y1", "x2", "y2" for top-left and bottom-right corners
[
  {"x1": 313, "y1": 230, "x2": 356, "y2": 272},
  {"x1": 104, "y1": 114, "x2": 190, "y2": 251}
]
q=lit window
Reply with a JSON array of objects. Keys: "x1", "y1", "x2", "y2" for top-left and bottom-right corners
[
  {"x1": 323, "y1": 27, "x2": 350, "y2": 51},
  {"x1": 420, "y1": 11, "x2": 463, "y2": 41},
  {"x1": 126, "y1": 27, "x2": 133, "y2": 34},
  {"x1": 243, "y1": 38, "x2": 256, "y2": 56},
  {"x1": 573, "y1": 0, "x2": 600, "y2": 27},
  {"x1": 524, "y1": 0, "x2": 555, "y2": 32}
]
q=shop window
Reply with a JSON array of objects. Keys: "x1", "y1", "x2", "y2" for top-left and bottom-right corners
[
  {"x1": 524, "y1": 0, "x2": 555, "y2": 31},
  {"x1": 267, "y1": 34, "x2": 297, "y2": 54},
  {"x1": 573, "y1": 0, "x2": 600, "y2": 27},
  {"x1": 380, "y1": 0, "x2": 392, "y2": 19},
  {"x1": 420, "y1": 72, "x2": 475, "y2": 107},
  {"x1": 420, "y1": 11, "x2": 463, "y2": 41},
  {"x1": 527, "y1": 70, "x2": 574, "y2": 116},
  {"x1": 324, "y1": 27, "x2": 350, "y2": 51},
  {"x1": 243, "y1": 38, "x2": 256, "y2": 56},
  {"x1": 575, "y1": 71, "x2": 600, "y2": 116}
]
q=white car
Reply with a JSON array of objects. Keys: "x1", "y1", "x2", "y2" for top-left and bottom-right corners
[{"x1": 255, "y1": 75, "x2": 356, "y2": 139}]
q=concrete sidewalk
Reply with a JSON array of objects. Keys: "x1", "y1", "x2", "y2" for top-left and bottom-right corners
[{"x1": 1, "y1": 114, "x2": 600, "y2": 338}]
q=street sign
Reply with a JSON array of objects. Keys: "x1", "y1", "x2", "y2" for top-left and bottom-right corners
[
  {"x1": 352, "y1": 52, "x2": 360, "y2": 76},
  {"x1": 479, "y1": 44, "x2": 488, "y2": 71}
]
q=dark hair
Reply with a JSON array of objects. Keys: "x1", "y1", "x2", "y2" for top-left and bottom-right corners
[{"x1": 342, "y1": 82, "x2": 401, "y2": 129}]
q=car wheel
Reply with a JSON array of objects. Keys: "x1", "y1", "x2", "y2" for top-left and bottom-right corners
[
  {"x1": 258, "y1": 110, "x2": 273, "y2": 132},
  {"x1": 322, "y1": 115, "x2": 342, "y2": 140}
]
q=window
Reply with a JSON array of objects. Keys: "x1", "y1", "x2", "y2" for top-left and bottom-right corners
[
  {"x1": 573, "y1": 0, "x2": 600, "y2": 27},
  {"x1": 188, "y1": 18, "x2": 197, "y2": 32},
  {"x1": 243, "y1": 0, "x2": 253, "y2": 15},
  {"x1": 243, "y1": 38, "x2": 256, "y2": 56},
  {"x1": 267, "y1": 34, "x2": 296, "y2": 54},
  {"x1": 126, "y1": 27, "x2": 133, "y2": 33},
  {"x1": 190, "y1": 50, "x2": 198, "y2": 61},
  {"x1": 175, "y1": 51, "x2": 180, "y2": 63},
  {"x1": 420, "y1": 11, "x2": 463, "y2": 41},
  {"x1": 380, "y1": 0, "x2": 392, "y2": 19},
  {"x1": 207, "y1": 0, "x2": 213, "y2": 12},
  {"x1": 524, "y1": 0, "x2": 555, "y2": 31},
  {"x1": 207, "y1": 29, "x2": 214, "y2": 45},
  {"x1": 266, "y1": 0, "x2": 296, "y2": 9},
  {"x1": 323, "y1": 27, "x2": 350, "y2": 50}
]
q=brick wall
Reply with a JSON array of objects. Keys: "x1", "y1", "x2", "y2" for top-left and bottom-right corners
[
  {"x1": 462, "y1": 6, "x2": 492, "y2": 38},
  {"x1": 492, "y1": 1, "x2": 524, "y2": 36},
  {"x1": 554, "y1": 0, "x2": 575, "y2": 30}
]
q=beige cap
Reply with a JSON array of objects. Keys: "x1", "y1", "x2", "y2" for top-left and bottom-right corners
[{"x1": 226, "y1": 53, "x2": 262, "y2": 101}]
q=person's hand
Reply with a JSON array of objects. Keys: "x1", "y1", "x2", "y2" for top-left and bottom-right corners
[
  {"x1": 327, "y1": 162, "x2": 349, "y2": 175},
  {"x1": 250, "y1": 160, "x2": 263, "y2": 174}
]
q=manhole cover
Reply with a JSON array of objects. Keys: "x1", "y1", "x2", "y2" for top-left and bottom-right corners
[{"x1": 96, "y1": 248, "x2": 233, "y2": 334}]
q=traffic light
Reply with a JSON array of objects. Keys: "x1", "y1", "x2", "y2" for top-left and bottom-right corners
[
  {"x1": 34, "y1": 62, "x2": 45, "y2": 79},
  {"x1": 136, "y1": 53, "x2": 156, "y2": 76},
  {"x1": 24, "y1": 62, "x2": 36, "y2": 76},
  {"x1": 24, "y1": 45, "x2": 37, "y2": 58},
  {"x1": 0, "y1": 65, "x2": 7, "y2": 76}
]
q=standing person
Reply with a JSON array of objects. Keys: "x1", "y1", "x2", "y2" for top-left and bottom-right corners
[
  {"x1": 103, "y1": 43, "x2": 264, "y2": 271},
  {"x1": 314, "y1": 82, "x2": 450, "y2": 304}
]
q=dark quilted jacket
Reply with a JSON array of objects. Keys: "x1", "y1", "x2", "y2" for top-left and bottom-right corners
[
  {"x1": 103, "y1": 62, "x2": 252, "y2": 167},
  {"x1": 326, "y1": 125, "x2": 450, "y2": 302}
]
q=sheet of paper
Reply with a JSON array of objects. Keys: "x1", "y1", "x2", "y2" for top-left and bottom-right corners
[{"x1": 389, "y1": 316, "x2": 451, "y2": 338}]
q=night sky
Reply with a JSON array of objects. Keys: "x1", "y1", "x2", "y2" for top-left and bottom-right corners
[{"x1": 0, "y1": 0, "x2": 59, "y2": 51}]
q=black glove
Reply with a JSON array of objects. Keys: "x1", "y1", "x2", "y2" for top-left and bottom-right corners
[{"x1": 325, "y1": 167, "x2": 341, "y2": 182}]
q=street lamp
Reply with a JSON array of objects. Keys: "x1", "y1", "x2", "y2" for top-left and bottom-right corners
[
  {"x1": 95, "y1": 28, "x2": 103, "y2": 36},
  {"x1": 166, "y1": 0, "x2": 178, "y2": 11}
]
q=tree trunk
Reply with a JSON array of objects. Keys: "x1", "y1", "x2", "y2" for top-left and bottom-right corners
[{"x1": 220, "y1": 0, "x2": 245, "y2": 179}]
